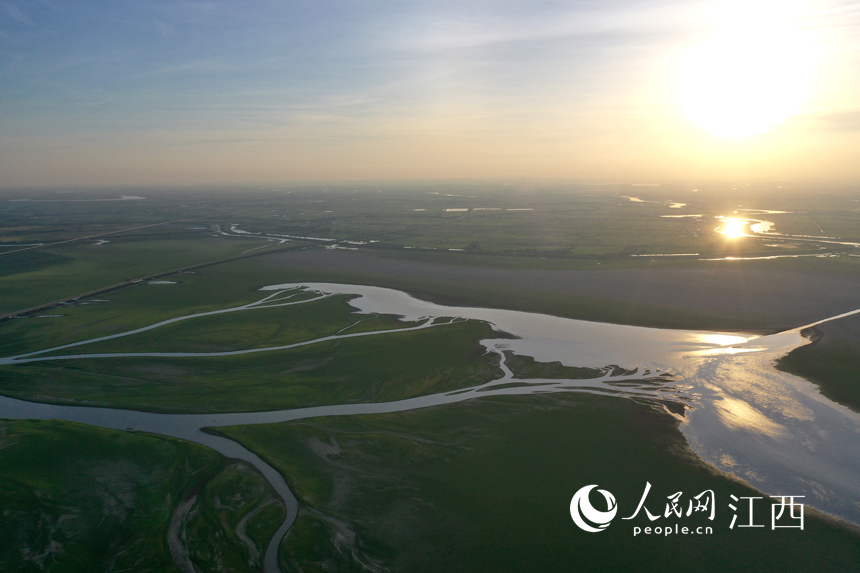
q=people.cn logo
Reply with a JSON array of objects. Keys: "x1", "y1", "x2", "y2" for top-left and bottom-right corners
[{"x1": 570, "y1": 485, "x2": 618, "y2": 532}]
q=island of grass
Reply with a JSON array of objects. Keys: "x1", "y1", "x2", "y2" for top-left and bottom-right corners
[
  {"x1": 504, "y1": 351, "x2": 604, "y2": 379},
  {"x1": 0, "y1": 315, "x2": 505, "y2": 414}
]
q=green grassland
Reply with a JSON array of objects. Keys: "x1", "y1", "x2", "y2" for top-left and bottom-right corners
[
  {"x1": 0, "y1": 318, "x2": 502, "y2": 413},
  {"x1": 0, "y1": 420, "x2": 221, "y2": 572},
  {"x1": 184, "y1": 461, "x2": 286, "y2": 573},
  {"x1": 504, "y1": 351, "x2": 604, "y2": 379},
  {"x1": 0, "y1": 251, "x2": 73, "y2": 279},
  {"x1": 216, "y1": 394, "x2": 860, "y2": 573},
  {"x1": 0, "y1": 234, "x2": 271, "y2": 315},
  {"x1": 0, "y1": 251, "x2": 737, "y2": 363},
  {"x1": 1, "y1": 231, "x2": 858, "y2": 417},
  {"x1": 0, "y1": 420, "x2": 286, "y2": 573},
  {"x1": 40, "y1": 295, "x2": 412, "y2": 356},
  {"x1": 0, "y1": 262, "x2": 282, "y2": 358}
]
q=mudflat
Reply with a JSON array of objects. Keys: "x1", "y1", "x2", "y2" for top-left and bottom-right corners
[{"x1": 258, "y1": 248, "x2": 860, "y2": 332}]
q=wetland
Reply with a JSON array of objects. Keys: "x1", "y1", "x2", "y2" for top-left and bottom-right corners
[{"x1": 2, "y1": 183, "x2": 860, "y2": 572}]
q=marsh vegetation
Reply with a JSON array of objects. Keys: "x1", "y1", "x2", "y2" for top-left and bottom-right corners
[{"x1": 1, "y1": 183, "x2": 859, "y2": 572}]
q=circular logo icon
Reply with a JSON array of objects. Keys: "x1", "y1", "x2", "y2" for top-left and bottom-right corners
[{"x1": 570, "y1": 485, "x2": 617, "y2": 532}]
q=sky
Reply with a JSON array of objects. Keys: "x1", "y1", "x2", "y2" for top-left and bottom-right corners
[{"x1": 1, "y1": 0, "x2": 859, "y2": 186}]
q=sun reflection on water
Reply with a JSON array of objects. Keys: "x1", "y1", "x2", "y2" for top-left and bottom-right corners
[
  {"x1": 697, "y1": 333, "x2": 753, "y2": 346},
  {"x1": 697, "y1": 346, "x2": 765, "y2": 356},
  {"x1": 714, "y1": 395, "x2": 784, "y2": 437},
  {"x1": 689, "y1": 333, "x2": 760, "y2": 356},
  {"x1": 717, "y1": 217, "x2": 748, "y2": 238}
]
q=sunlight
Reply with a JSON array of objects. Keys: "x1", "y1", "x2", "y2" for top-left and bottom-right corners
[
  {"x1": 697, "y1": 333, "x2": 754, "y2": 346},
  {"x1": 691, "y1": 332, "x2": 760, "y2": 356},
  {"x1": 714, "y1": 395, "x2": 784, "y2": 437},
  {"x1": 678, "y1": 10, "x2": 814, "y2": 138},
  {"x1": 718, "y1": 217, "x2": 748, "y2": 238}
]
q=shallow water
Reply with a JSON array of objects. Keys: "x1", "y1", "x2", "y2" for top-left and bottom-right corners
[
  {"x1": 2, "y1": 283, "x2": 860, "y2": 572},
  {"x1": 257, "y1": 284, "x2": 860, "y2": 526}
]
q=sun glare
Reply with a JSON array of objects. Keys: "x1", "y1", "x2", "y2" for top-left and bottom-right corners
[
  {"x1": 719, "y1": 217, "x2": 748, "y2": 238},
  {"x1": 696, "y1": 333, "x2": 754, "y2": 346},
  {"x1": 679, "y1": 23, "x2": 813, "y2": 139}
]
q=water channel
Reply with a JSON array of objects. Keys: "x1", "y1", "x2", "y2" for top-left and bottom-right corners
[{"x1": 2, "y1": 283, "x2": 859, "y2": 573}]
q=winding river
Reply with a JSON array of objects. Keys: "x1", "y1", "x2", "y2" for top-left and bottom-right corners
[{"x1": 2, "y1": 283, "x2": 860, "y2": 572}]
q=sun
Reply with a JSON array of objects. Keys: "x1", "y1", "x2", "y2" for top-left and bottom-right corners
[{"x1": 678, "y1": 28, "x2": 813, "y2": 139}]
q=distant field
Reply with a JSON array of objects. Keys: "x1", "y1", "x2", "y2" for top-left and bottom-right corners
[
  {"x1": 3, "y1": 183, "x2": 859, "y2": 325},
  {"x1": 0, "y1": 235, "x2": 269, "y2": 314},
  {"x1": 4, "y1": 183, "x2": 859, "y2": 262},
  {"x1": 3, "y1": 183, "x2": 859, "y2": 424}
]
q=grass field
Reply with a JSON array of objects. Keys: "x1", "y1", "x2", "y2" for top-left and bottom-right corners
[
  {"x1": 217, "y1": 393, "x2": 860, "y2": 573},
  {"x1": 0, "y1": 420, "x2": 287, "y2": 573},
  {"x1": 0, "y1": 235, "x2": 269, "y2": 315},
  {"x1": 184, "y1": 461, "x2": 285, "y2": 572},
  {"x1": 504, "y1": 351, "x2": 604, "y2": 379},
  {"x1": 38, "y1": 294, "x2": 410, "y2": 356},
  {"x1": 0, "y1": 420, "x2": 221, "y2": 572},
  {"x1": 0, "y1": 316, "x2": 502, "y2": 413}
]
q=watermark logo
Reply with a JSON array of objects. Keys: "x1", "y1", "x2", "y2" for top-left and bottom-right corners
[
  {"x1": 569, "y1": 485, "x2": 618, "y2": 532},
  {"x1": 570, "y1": 482, "x2": 805, "y2": 536}
]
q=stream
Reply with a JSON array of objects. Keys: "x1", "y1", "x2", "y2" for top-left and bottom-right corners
[{"x1": 2, "y1": 283, "x2": 859, "y2": 572}]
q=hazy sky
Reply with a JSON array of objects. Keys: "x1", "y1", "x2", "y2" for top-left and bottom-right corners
[{"x1": 1, "y1": 0, "x2": 859, "y2": 186}]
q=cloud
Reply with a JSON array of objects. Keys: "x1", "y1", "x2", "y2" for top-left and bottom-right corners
[{"x1": 387, "y1": 1, "x2": 714, "y2": 53}]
